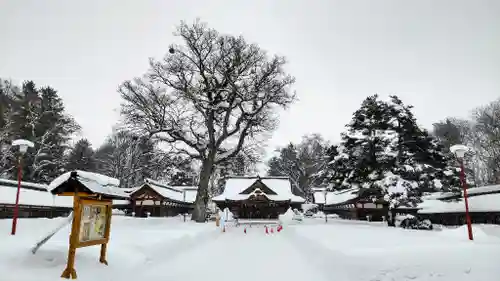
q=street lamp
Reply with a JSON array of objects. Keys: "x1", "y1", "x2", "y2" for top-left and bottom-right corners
[
  {"x1": 450, "y1": 144, "x2": 473, "y2": 241},
  {"x1": 323, "y1": 189, "x2": 328, "y2": 223},
  {"x1": 10, "y1": 139, "x2": 34, "y2": 235}
]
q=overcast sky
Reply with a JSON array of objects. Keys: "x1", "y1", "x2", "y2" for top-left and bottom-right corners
[{"x1": 1, "y1": 0, "x2": 499, "y2": 155}]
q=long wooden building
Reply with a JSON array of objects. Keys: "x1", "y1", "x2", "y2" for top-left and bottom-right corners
[
  {"x1": 314, "y1": 187, "x2": 417, "y2": 222},
  {"x1": 314, "y1": 183, "x2": 500, "y2": 226},
  {"x1": 212, "y1": 176, "x2": 305, "y2": 219},
  {"x1": 0, "y1": 178, "x2": 73, "y2": 219},
  {"x1": 418, "y1": 185, "x2": 500, "y2": 225},
  {"x1": 114, "y1": 179, "x2": 198, "y2": 217}
]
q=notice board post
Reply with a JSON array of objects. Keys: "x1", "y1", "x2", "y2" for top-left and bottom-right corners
[{"x1": 49, "y1": 171, "x2": 128, "y2": 280}]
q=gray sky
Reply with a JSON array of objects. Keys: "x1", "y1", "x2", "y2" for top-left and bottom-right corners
[{"x1": 1, "y1": 0, "x2": 499, "y2": 155}]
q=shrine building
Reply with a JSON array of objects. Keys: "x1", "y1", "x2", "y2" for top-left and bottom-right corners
[
  {"x1": 212, "y1": 176, "x2": 305, "y2": 219},
  {"x1": 119, "y1": 179, "x2": 197, "y2": 217}
]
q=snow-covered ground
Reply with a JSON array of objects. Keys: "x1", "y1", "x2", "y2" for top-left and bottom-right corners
[{"x1": 1, "y1": 216, "x2": 499, "y2": 281}]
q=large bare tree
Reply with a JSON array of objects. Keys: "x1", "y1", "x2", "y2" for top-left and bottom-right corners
[{"x1": 119, "y1": 20, "x2": 296, "y2": 222}]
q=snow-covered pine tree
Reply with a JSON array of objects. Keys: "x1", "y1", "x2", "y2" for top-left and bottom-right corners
[
  {"x1": 7, "y1": 82, "x2": 79, "y2": 182},
  {"x1": 319, "y1": 144, "x2": 352, "y2": 191},
  {"x1": 31, "y1": 86, "x2": 79, "y2": 181},
  {"x1": 340, "y1": 94, "x2": 395, "y2": 195},
  {"x1": 381, "y1": 96, "x2": 460, "y2": 207},
  {"x1": 66, "y1": 138, "x2": 96, "y2": 172},
  {"x1": 335, "y1": 95, "x2": 460, "y2": 209}
]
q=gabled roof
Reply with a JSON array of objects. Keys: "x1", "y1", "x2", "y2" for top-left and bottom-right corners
[
  {"x1": 130, "y1": 179, "x2": 197, "y2": 203},
  {"x1": 212, "y1": 176, "x2": 305, "y2": 203},
  {"x1": 49, "y1": 170, "x2": 129, "y2": 200},
  {"x1": 313, "y1": 187, "x2": 360, "y2": 206}
]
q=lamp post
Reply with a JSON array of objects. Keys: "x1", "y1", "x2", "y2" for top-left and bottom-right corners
[
  {"x1": 11, "y1": 139, "x2": 34, "y2": 235},
  {"x1": 183, "y1": 189, "x2": 187, "y2": 222},
  {"x1": 323, "y1": 189, "x2": 328, "y2": 223},
  {"x1": 450, "y1": 144, "x2": 473, "y2": 241}
]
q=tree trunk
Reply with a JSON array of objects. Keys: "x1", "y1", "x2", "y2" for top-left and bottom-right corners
[{"x1": 191, "y1": 160, "x2": 213, "y2": 223}]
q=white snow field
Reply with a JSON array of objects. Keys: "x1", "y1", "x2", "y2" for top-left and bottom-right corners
[{"x1": 1, "y1": 217, "x2": 500, "y2": 281}]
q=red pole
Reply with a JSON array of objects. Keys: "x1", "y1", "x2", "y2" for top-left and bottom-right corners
[
  {"x1": 11, "y1": 157, "x2": 22, "y2": 235},
  {"x1": 459, "y1": 159, "x2": 474, "y2": 241}
]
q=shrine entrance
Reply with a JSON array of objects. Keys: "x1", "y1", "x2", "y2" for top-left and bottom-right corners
[{"x1": 235, "y1": 195, "x2": 289, "y2": 219}]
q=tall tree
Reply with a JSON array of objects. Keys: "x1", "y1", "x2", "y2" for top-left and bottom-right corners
[
  {"x1": 319, "y1": 144, "x2": 352, "y2": 191},
  {"x1": 433, "y1": 117, "x2": 477, "y2": 185},
  {"x1": 119, "y1": 20, "x2": 296, "y2": 222},
  {"x1": 66, "y1": 138, "x2": 96, "y2": 172},
  {"x1": 6, "y1": 81, "x2": 79, "y2": 182},
  {"x1": 473, "y1": 99, "x2": 500, "y2": 184},
  {"x1": 94, "y1": 131, "x2": 161, "y2": 188},
  {"x1": 336, "y1": 95, "x2": 459, "y2": 207},
  {"x1": 0, "y1": 79, "x2": 17, "y2": 177},
  {"x1": 267, "y1": 134, "x2": 329, "y2": 199}
]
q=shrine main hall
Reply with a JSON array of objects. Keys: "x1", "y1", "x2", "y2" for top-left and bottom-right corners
[{"x1": 212, "y1": 176, "x2": 305, "y2": 219}]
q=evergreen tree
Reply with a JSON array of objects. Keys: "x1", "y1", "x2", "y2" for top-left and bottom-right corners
[
  {"x1": 7, "y1": 81, "x2": 79, "y2": 182},
  {"x1": 336, "y1": 95, "x2": 460, "y2": 207},
  {"x1": 319, "y1": 144, "x2": 352, "y2": 191},
  {"x1": 340, "y1": 94, "x2": 394, "y2": 191},
  {"x1": 66, "y1": 138, "x2": 95, "y2": 171}
]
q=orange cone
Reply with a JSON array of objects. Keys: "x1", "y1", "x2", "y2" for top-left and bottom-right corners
[{"x1": 265, "y1": 226, "x2": 269, "y2": 234}]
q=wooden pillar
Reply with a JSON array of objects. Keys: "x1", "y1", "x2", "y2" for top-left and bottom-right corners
[{"x1": 61, "y1": 194, "x2": 80, "y2": 279}]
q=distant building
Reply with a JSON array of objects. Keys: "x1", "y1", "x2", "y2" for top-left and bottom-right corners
[
  {"x1": 418, "y1": 184, "x2": 500, "y2": 225},
  {"x1": 212, "y1": 176, "x2": 305, "y2": 219},
  {"x1": 120, "y1": 179, "x2": 197, "y2": 217}
]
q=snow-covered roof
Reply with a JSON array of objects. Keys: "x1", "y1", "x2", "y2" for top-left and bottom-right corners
[
  {"x1": 467, "y1": 184, "x2": 500, "y2": 195},
  {"x1": 131, "y1": 180, "x2": 197, "y2": 203},
  {"x1": 314, "y1": 187, "x2": 360, "y2": 206},
  {"x1": 171, "y1": 186, "x2": 198, "y2": 203},
  {"x1": 0, "y1": 178, "x2": 48, "y2": 191},
  {"x1": 212, "y1": 176, "x2": 305, "y2": 203},
  {"x1": 418, "y1": 184, "x2": 500, "y2": 214},
  {"x1": 421, "y1": 191, "x2": 459, "y2": 201},
  {"x1": 419, "y1": 193, "x2": 500, "y2": 213},
  {"x1": 325, "y1": 188, "x2": 360, "y2": 205},
  {"x1": 142, "y1": 179, "x2": 184, "y2": 202},
  {"x1": 0, "y1": 182, "x2": 73, "y2": 207},
  {"x1": 49, "y1": 170, "x2": 129, "y2": 200},
  {"x1": 121, "y1": 187, "x2": 140, "y2": 194}
]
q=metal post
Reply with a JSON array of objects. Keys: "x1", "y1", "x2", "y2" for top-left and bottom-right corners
[
  {"x1": 11, "y1": 157, "x2": 22, "y2": 235},
  {"x1": 459, "y1": 159, "x2": 474, "y2": 240},
  {"x1": 324, "y1": 190, "x2": 328, "y2": 223},
  {"x1": 183, "y1": 190, "x2": 186, "y2": 222}
]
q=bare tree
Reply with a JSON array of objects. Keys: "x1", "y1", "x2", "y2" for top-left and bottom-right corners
[
  {"x1": 433, "y1": 117, "x2": 478, "y2": 185},
  {"x1": 119, "y1": 20, "x2": 296, "y2": 221},
  {"x1": 267, "y1": 134, "x2": 329, "y2": 200},
  {"x1": 473, "y1": 99, "x2": 500, "y2": 184}
]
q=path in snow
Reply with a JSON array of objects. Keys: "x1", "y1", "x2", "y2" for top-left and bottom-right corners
[{"x1": 142, "y1": 226, "x2": 331, "y2": 281}]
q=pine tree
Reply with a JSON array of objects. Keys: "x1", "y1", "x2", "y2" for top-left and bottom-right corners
[
  {"x1": 66, "y1": 138, "x2": 95, "y2": 171},
  {"x1": 341, "y1": 94, "x2": 395, "y2": 192},
  {"x1": 6, "y1": 81, "x2": 79, "y2": 182},
  {"x1": 319, "y1": 144, "x2": 352, "y2": 191},
  {"x1": 336, "y1": 95, "x2": 460, "y2": 207},
  {"x1": 30, "y1": 86, "x2": 79, "y2": 181}
]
